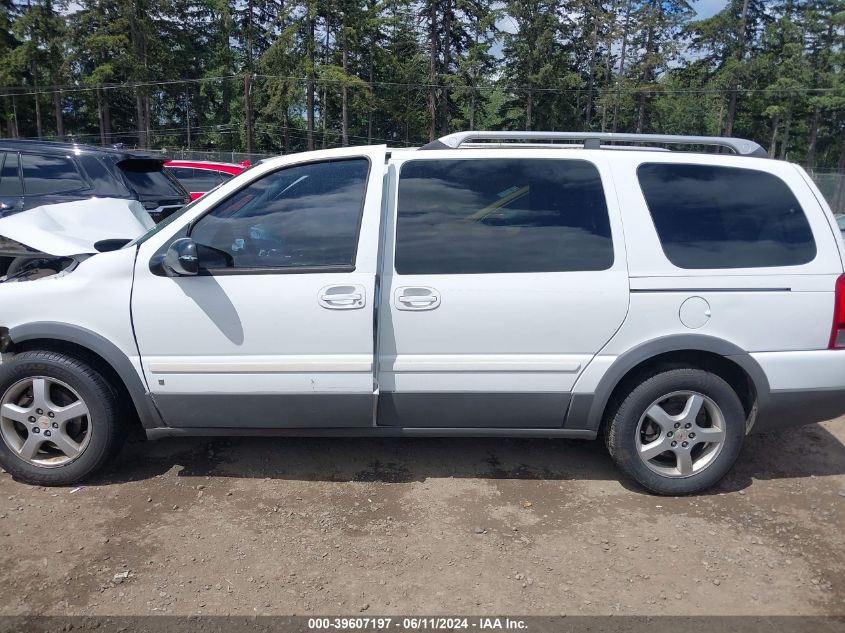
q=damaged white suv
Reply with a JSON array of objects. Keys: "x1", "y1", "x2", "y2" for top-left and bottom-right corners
[{"x1": 1, "y1": 132, "x2": 844, "y2": 495}]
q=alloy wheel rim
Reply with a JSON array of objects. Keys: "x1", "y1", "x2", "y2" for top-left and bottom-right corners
[
  {"x1": 0, "y1": 376, "x2": 91, "y2": 468},
  {"x1": 635, "y1": 390, "x2": 726, "y2": 479}
]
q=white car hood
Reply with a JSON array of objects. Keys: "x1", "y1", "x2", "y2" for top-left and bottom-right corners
[{"x1": 0, "y1": 199, "x2": 155, "y2": 257}]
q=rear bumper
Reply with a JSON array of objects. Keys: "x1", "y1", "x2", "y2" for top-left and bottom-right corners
[
  {"x1": 752, "y1": 387, "x2": 845, "y2": 433},
  {"x1": 750, "y1": 350, "x2": 845, "y2": 432}
]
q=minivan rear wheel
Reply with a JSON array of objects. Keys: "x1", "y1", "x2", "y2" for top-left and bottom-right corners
[
  {"x1": 605, "y1": 368, "x2": 746, "y2": 495},
  {"x1": 0, "y1": 351, "x2": 125, "y2": 486}
]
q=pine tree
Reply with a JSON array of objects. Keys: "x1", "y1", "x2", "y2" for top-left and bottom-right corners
[
  {"x1": 12, "y1": 0, "x2": 69, "y2": 139},
  {"x1": 0, "y1": 0, "x2": 839, "y2": 173},
  {"x1": 687, "y1": 0, "x2": 769, "y2": 137},
  {"x1": 0, "y1": 1, "x2": 22, "y2": 137},
  {"x1": 501, "y1": 1, "x2": 563, "y2": 132}
]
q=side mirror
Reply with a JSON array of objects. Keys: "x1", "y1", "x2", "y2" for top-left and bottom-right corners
[{"x1": 161, "y1": 237, "x2": 199, "y2": 276}]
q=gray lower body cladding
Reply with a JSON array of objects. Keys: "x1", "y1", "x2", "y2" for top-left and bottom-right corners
[
  {"x1": 147, "y1": 387, "x2": 845, "y2": 438},
  {"x1": 377, "y1": 392, "x2": 570, "y2": 428},
  {"x1": 152, "y1": 393, "x2": 374, "y2": 428},
  {"x1": 152, "y1": 391, "x2": 571, "y2": 430},
  {"x1": 751, "y1": 387, "x2": 845, "y2": 433},
  {"x1": 567, "y1": 388, "x2": 845, "y2": 436}
]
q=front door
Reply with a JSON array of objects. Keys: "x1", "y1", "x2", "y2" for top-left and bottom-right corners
[
  {"x1": 377, "y1": 153, "x2": 629, "y2": 428},
  {"x1": 131, "y1": 147, "x2": 386, "y2": 428}
]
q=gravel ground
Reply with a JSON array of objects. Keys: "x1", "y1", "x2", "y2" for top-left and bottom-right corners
[{"x1": 0, "y1": 419, "x2": 843, "y2": 617}]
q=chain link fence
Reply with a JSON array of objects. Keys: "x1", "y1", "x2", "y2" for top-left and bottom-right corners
[{"x1": 811, "y1": 171, "x2": 845, "y2": 216}]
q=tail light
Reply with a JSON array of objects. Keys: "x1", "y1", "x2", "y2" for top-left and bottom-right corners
[{"x1": 829, "y1": 274, "x2": 845, "y2": 348}]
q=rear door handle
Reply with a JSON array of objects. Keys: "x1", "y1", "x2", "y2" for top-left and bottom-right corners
[
  {"x1": 395, "y1": 287, "x2": 441, "y2": 311},
  {"x1": 318, "y1": 285, "x2": 366, "y2": 310}
]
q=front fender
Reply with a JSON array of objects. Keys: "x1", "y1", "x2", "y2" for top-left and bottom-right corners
[{"x1": 6, "y1": 322, "x2": 164, "y2": 429}]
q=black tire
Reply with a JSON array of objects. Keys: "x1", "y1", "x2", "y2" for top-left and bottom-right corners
[
  {"x1": 605, "y1": 368, "x2": 746, "y2": 495},
  {"x1": 0, "y1": 351, "x2": 126, "y2": 486}
]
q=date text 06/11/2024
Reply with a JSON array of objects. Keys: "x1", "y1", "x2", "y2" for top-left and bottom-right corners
[{"x1": 306, "y1": 617, "x2": 529, "y2": 630}]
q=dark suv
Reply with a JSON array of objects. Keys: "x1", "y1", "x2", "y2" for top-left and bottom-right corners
[{"x1": 0, "y1": 140, "x2": 190, "y2": 222}]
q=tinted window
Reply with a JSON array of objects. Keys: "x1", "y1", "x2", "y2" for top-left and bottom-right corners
[
  {"x1": 21, "y1": 153, "x2": 86, "y2": 195},
  {"x1": 78, "y1": 154, "x2": 129, "y2": 197},
  {"x1": 395, "y1": 159, "x2": 613, "y2": 274},
  {"x1": 638, "y1": 163, "x2": 816, "y2": 269},
  {"x1": 190, "y1": 158, "x2": 369, "y2": 270},
  {"x1": 167, "y1": 167, "x2": 223, "y2": 192},
  {"x1": 0, "y1": 153, "x2": 22, "y2": 196},
  {"x1": 118, "y1": 159, "x2": 187, "y2": 199},
  {"x1": 167, "y1": 167, "x2": 193, "y2": 182}
]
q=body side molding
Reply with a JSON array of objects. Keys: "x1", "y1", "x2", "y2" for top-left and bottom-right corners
[{"x1": 146, "y1": 426, "x2": 596, "y2": 440}]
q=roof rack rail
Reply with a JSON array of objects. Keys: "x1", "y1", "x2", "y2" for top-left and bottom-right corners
[{"x1": 419, "y1": 131, "x2": 768, "y2": 158}]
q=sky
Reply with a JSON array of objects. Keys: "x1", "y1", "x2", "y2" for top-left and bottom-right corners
[{"x1": 695, "y1": 0, "x2": 730, "y2": 19}]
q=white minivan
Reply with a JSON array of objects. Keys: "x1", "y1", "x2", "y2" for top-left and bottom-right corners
[{"x1": 1, "y1": 131, "x2": 844, "y2": 495}]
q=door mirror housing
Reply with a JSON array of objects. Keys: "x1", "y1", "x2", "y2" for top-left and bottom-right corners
[
  {"x1": 152, "y1": 237, "x2": 199, "y2": 277},
  {"x1": 165, "y1": 237, "x2": 199, "y2": 276}
]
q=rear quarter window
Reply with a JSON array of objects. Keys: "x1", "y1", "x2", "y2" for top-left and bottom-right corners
[
  {"x1": 78, "y1": 154, "x2": 130, "y2": 197},
  {"x1": 637, "y1": 163, "x2": 816, "y2": 269}
]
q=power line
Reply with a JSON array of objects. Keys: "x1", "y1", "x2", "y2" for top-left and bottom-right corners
[
  {"x1": 0, "y1": 73, "x2": 840, "y2": 99},
  {"x1": 17, "y1": 121, "x2": 422, "y2": 150}
]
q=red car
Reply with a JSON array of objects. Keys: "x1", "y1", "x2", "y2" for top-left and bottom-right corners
[{"x1": 164, "y1": 160, "x2": 248, "y2": 201}]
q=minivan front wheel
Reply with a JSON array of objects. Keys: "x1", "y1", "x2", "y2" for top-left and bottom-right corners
[
  {"x1": 0, "y1": 351, "x2": 125, "y2": 486},
  {"x1": 606, "y1": 368, "x2": 746, "y2": 495}
]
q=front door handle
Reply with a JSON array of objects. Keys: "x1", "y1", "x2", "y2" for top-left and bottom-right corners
[
  {"x1": 318, "y1": 284, "x2": 366, "y2": 310},
  {"x1": 395, "y1": 287, "x2": 441, "y2": 311}
]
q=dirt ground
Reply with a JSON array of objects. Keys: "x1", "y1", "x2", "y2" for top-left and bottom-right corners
[{"x1": 0, "y1": 419, "x2": 843, "y2": 618}]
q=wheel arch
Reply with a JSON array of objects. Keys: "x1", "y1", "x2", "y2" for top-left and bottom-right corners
[
  {"x1": 567, "y1": 334, "x2": 770, "y2": 434},
  {"x1": 1, "y1": 322, "x2": 164, "y2": 429}
]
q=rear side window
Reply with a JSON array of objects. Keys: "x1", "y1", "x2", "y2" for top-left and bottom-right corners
[
  {"x1": 638, "y1": 163, "x2": 816, "y2": 269},
  {"x1": 395, "y1": 159, "x2": 613, "y2": 274},
  {"x1": 0, "y1": 153, "x2": 22, "y2": 196},
  {"x1": 20, "y1": 153, "x2": 86, "y2": 195},
  {"x1": 118, "y1": 159, "x2": 187, "y2": 199}
]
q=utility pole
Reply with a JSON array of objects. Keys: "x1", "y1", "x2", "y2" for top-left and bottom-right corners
[
  {"x1": 245, "y1": 0, "x2": 255, "y2": 157},
  {"x1": 11, "y1": 96, "x2": 19, "y2": 138},
  {"x1": 244, "y1": 74, "x2": 253, "y2": 157},
  {"x1": 186, "y1": 90, "x2": 191, "y2": 150}
]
